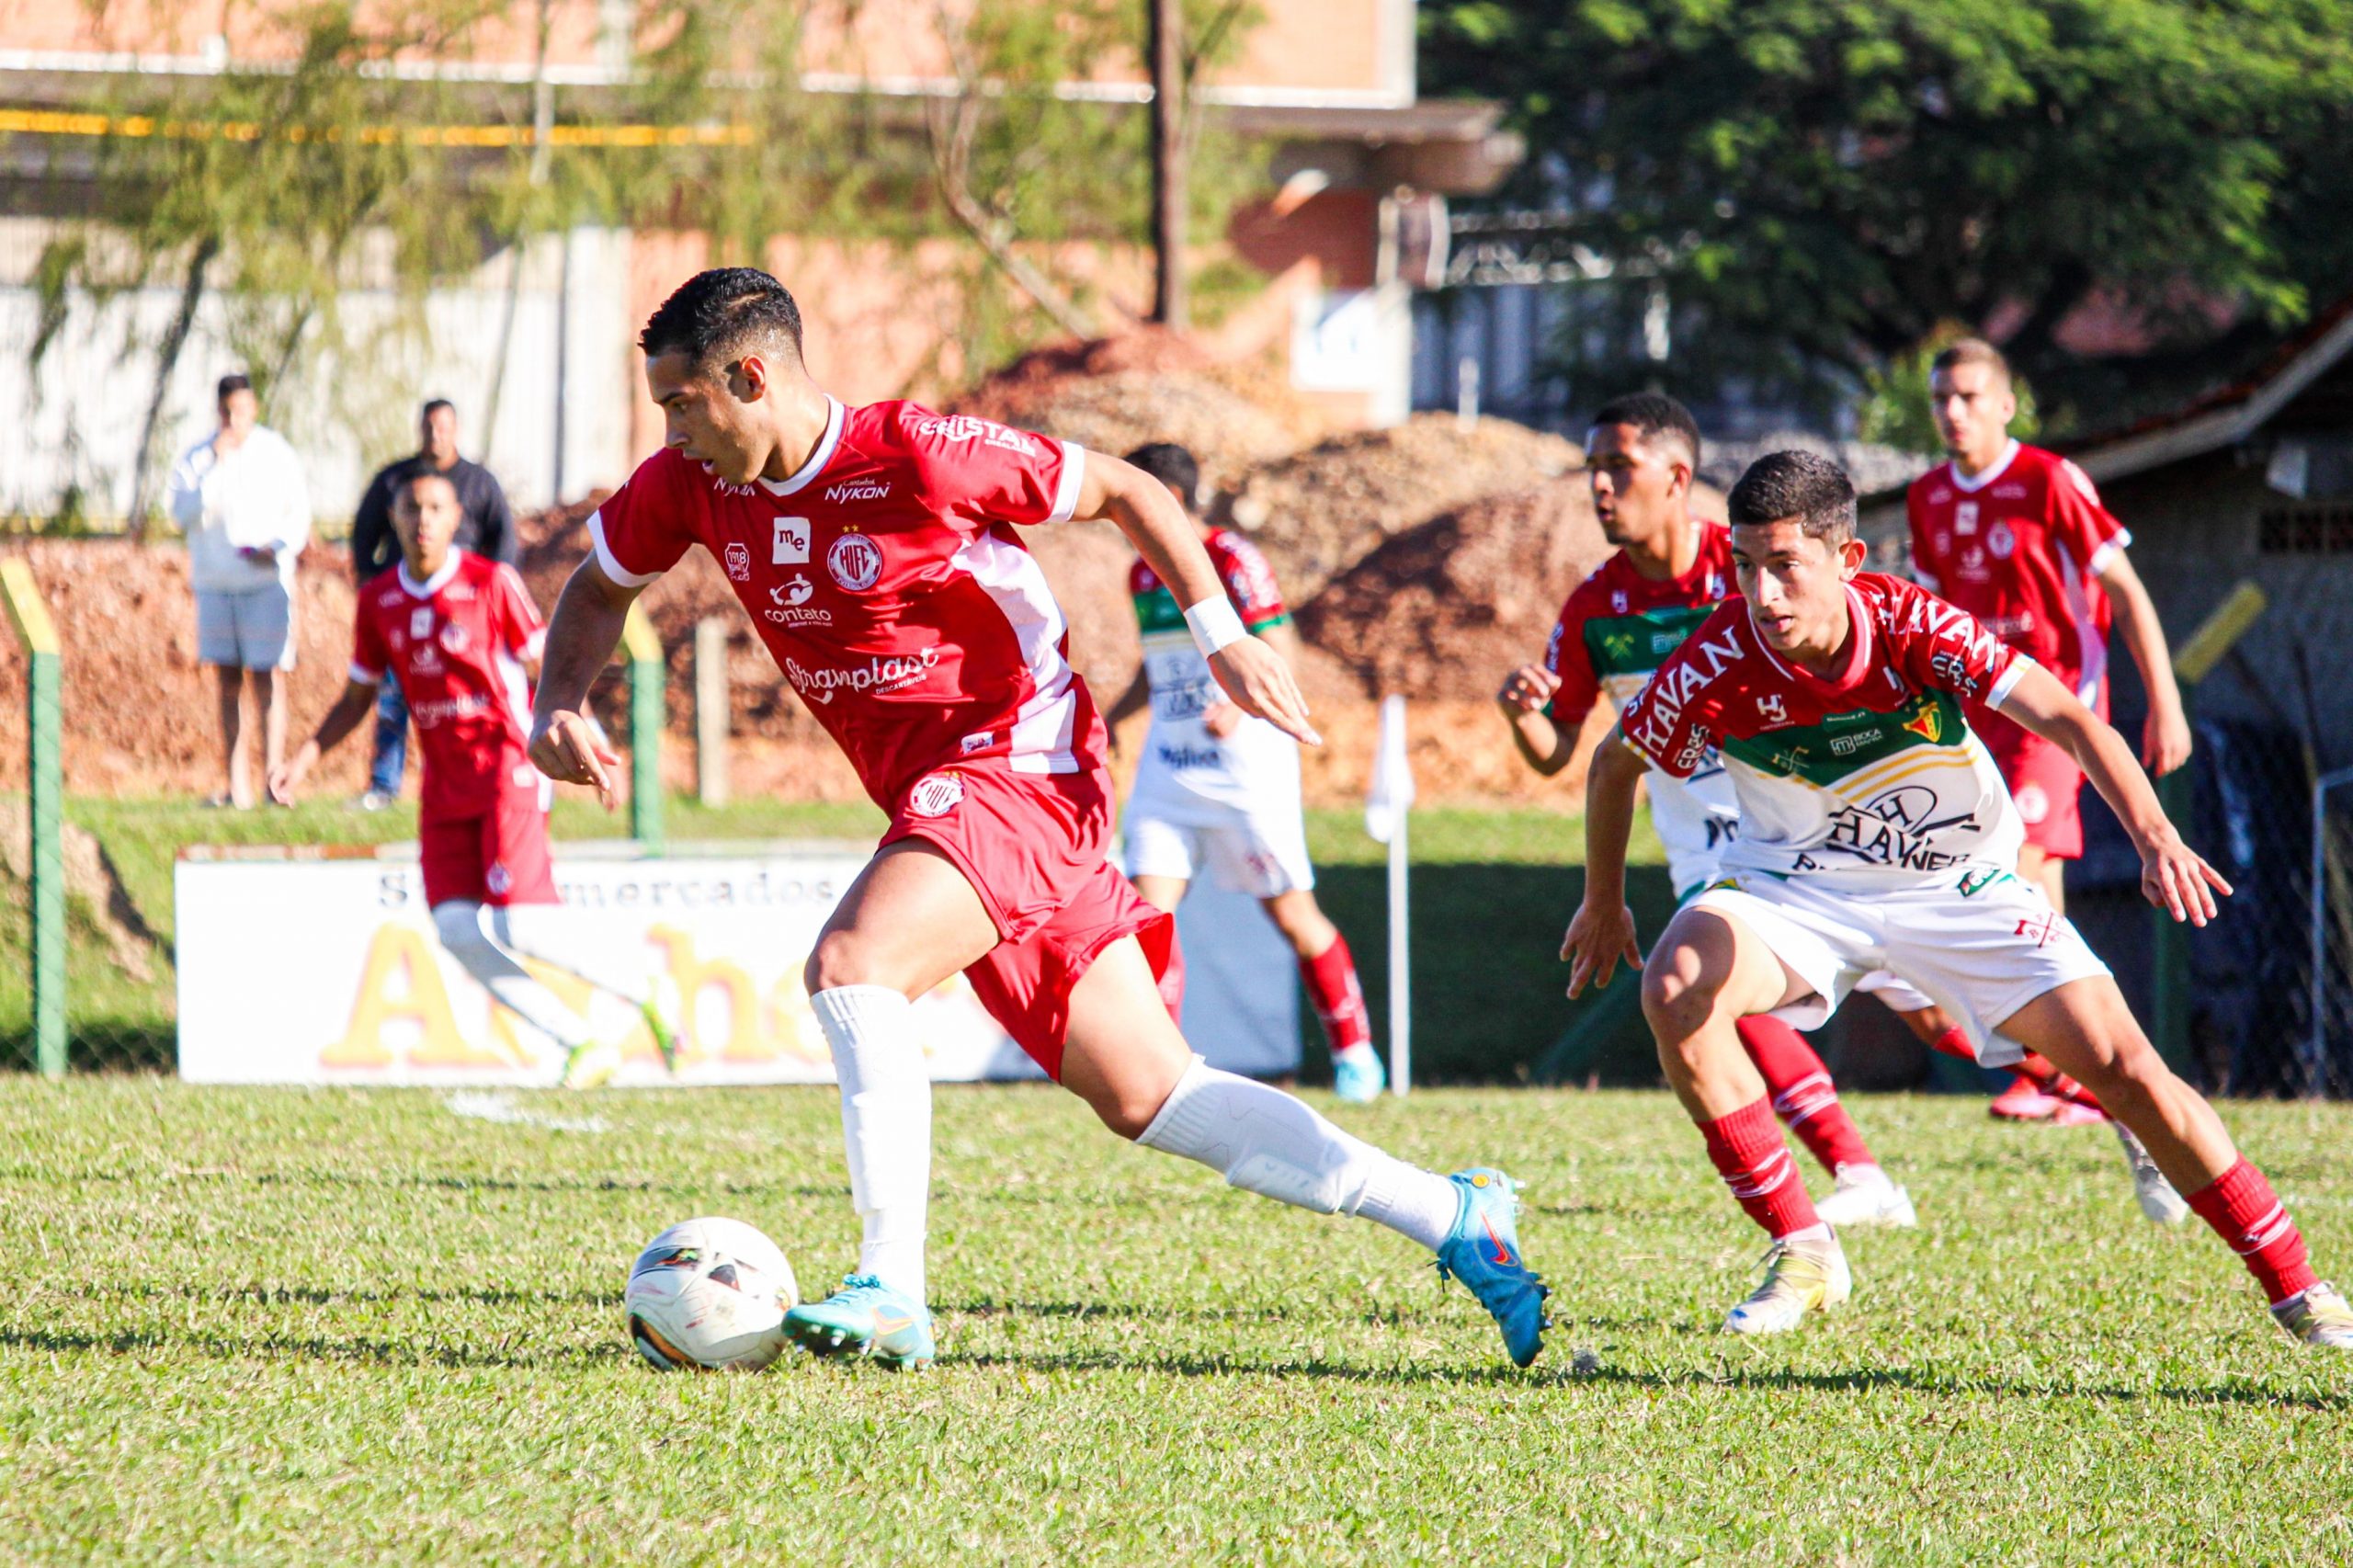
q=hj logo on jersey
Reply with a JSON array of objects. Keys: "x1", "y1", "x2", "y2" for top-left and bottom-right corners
[
  {"x1": 828, "y1": 533, "x2": 883, "y2": 592},
  {"x1": 772, "y1": 517, "x2": 811, "y2": 565},
  {"x1": 724, "y1": 541, "x2": 751, "y2": 582},
  {"x1": 908, "y1": 772, "x2": 965, "y2": 818},
  {"x1": 1611, "y1": 589, "x2": 1630, "y2": 613},
  {"x1": 1756, "y1": 693, "x2": 1789, "y2": 725}
]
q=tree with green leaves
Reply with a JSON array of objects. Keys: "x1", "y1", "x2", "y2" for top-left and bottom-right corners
[{"x1": 1422, "y1": 0, "x2": 2353, "y2": 429}]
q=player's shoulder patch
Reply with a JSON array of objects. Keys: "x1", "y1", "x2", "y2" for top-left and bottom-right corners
[{"x1": 2057, "y1": 455, "x2": 2101, "y2": 505}]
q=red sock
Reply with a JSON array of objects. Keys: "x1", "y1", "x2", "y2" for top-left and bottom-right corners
[
  {"x1": 1698, "y1": 1096, "x2": 1821, "y2": 1239},
  {"x1": 1738, "y1": 1015, "x2": 1873, "y2": 1175},
  {"x1": 1927, "y1": 1026, "x2": 1975, "y2": 1062},
  {"x1": 1300, "y1": 933, "x2": 1372, "y2": 1055},
  {"x1": 2015, "y1": 1051, "x2": 2105, "y2": 1113},
  {"x1": 2187, "y1": 1159, "x2": 2318, "y2": 1306}
]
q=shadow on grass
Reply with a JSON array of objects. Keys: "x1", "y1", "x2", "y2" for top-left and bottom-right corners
[{"x1": 0, "y1": 1323, "x2": 614, "y2": 1369}]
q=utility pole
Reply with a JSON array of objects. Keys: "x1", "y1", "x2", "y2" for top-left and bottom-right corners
[{"x1": 1148, "y1": 0, "x2": 1187, "y2": 330}]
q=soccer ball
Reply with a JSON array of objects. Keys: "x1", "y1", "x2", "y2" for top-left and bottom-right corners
[{"x1": 624, "y1": 1217, "x2": 799, "y2": 1371}]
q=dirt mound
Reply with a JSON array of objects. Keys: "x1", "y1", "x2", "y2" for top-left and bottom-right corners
[
  {"x1": 954, "y1": 369, "x2": 1304, "y2": 498},
  {"x1": 1297, "y1": 477, "x2": 1611, "y2": 702},
  {"x1": 1231, "y1": 415, "x2": 1583, "y2": 601}
]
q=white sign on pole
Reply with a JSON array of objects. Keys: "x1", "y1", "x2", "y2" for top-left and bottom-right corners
[
  {"x1": 1364, "y1": 694, "x2": 1414, "y2": 1096},
  {"x1": 175, "y1": 848, "x2": 1041, "y2": 1087}
]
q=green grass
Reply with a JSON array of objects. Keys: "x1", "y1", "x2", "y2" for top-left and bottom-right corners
[
  {"x1": 4, "y1": 796, "x2": 1670, "y2": 1082},
  {"x1": 3, "y1": 1082, "x2": 2349, "y2": 1562}
]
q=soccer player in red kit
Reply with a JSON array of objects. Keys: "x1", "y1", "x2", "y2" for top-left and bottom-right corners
[
  {"x1": 526, "y1": 268, "x2": 1550, "y2": 1369},
  {"x1": 1562, "y1": 451, "x2": 2349, "y2": 1347},
  {"x1": 1907, "y1": 337, "x2": 2192, "y2": 1121},
  {"x1": 272, "y1": 472, "x2": 676, "y2": 1086}
]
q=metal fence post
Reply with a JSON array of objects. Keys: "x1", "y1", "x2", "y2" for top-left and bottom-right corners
[
  {"x1": 2, "y1": 559, "x2": 65, "y2": 1077},
  {"x1": 622, "y1": 603, "x2": 665, "y2": 853}
]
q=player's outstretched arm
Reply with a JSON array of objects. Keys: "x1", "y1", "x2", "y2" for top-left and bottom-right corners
[
  {"x1": 1998, "y1": 661, "x2": 2231, "y2": 925},
  {"x1": 1074, "y1": 449, "x2": 1319, "y2": 746},
  {"x1": 269, "y1": 678, "x2": 378, "y2": 804},
  {"x1": 529, "y1": 557, "x2": 637, "y2": 810},
  {"x1": 1561, "y1": 731, "x2": 1645, "y2": 996},
  {"x1": 1496, "y1": 664, "x2": 1576, "y2": 776}
]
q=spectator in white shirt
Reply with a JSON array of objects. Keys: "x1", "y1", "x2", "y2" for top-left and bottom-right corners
[{"x1": 167, "y1": 373, "x2": 313, "y2": 808}]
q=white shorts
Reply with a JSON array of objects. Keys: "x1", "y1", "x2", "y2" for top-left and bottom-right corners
[
  {"x1": 195, "y1": 584, "x2": 296, "y2": 671},
  {"x1": 1688, "y1": 865, "x2": 2110, "y2": 1067},
  {"x1": 1122, "y1": 801, "x2": 1315, "y2": 900},
  {"x1": 1676, "y1": 849, "x2": 1933, "y2": 1016}
]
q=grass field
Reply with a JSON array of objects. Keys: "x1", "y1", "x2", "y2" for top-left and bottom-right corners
[{"x1": 5, "y1": 1081, "x2": 2350, "y2": 1562}]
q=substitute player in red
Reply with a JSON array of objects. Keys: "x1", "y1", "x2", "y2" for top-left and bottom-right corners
[
  {"x1": 527, "y1": 268, "x2": 1549, "y2": 1369},
  {"x1": 1499, "y1": 393, "x2": 2102, "y2": 1232},
  {"x1": 272, "y1": 472, "x2": 676, "y2": 1087},
  {"x1": 1562, "y1": 451, "x2": 2349, "y2": 1346},
  {"x1": 1908, "y1": 338, "x2": 2192, "y2": 1121},
  {"x1": 1106, "y1": 442, "x2": 1383, "y2": 1102}
]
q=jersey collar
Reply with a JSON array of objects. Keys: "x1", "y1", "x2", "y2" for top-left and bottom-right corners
[
  {"x1": 758, "y1": 396, "x2": 844, "y2": 496},
  {"x1": 1754, "y1": 584, "x2": 1877, "y2": 695},
  {"x1": 397, "y1": 552, "x2": 464, "y2": 599},
  {"x1": 1949, "y1": 438, "x2": 2019, "y2": 494}
]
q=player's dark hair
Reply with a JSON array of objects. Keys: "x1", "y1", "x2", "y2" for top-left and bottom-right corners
[
  {"x1": 639, "y1": 267, "x2": 805, "y2": 369},
  {"x1": 1589, "y1": 392, "x2": 1700, "y2": 468},
  {"x1": 394, "y1": 468, "x2": 459, "y2": 508},
  {"x1": 1124, "y1": 442, "x2": 1200, "y2": 505},
  {"x1": 421, "y1": 397, "x2": 455, "y2": 419},
  {"x1": 1727, "y1": 450, "x2": 1857, "y2": 541},
  {"x1": 216, "y1": 372, "x2": 252, "y2": 402}
]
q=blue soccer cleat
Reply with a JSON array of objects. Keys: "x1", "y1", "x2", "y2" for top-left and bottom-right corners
[
  {"x1": 1433, "y1": 1166, "x2": 1550, "y2": 1368},
  {"x1": 782, "y1": 1274, "x2": 936, "y2": 1369},
  {"x1": 1332, "y1": 1044, "x2": 1387, "y2": 1104}
]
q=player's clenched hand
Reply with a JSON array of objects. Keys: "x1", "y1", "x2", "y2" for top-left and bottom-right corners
[
  {"x1": 266, "y1": 743, "x2": 318, "y2": 808},
  {"x1": 2143, "y1": 705, "x2": 2194, "y2": 778},
  {"x1": 1209, "y1": 637, "x2": 1321, "y2": 746},
  {"x1": 2140, "y1": 830, "x2": 2232, "y2": 927},
  {"x1": 1497, "y1": 663, "x2": 1559, "y2": 715},
  {"x1": 1561, "y1": 901, "x2": 1643, "y2": 998},
  {"x1": 531, "y1": 710, "x2": 621, "y2": 810}
]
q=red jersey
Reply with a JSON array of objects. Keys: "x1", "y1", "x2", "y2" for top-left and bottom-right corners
[
  {"x1": 1125, "y1": 526, "x2": 1289, "y2": 636},
  {"x1": 590, "y1": 399, "x2": 1093, "y2": 809},
  {"x1": 1542, "y1": 524, "x2": 1734, "y2": 730},
  {"x1": 1905, "y1": 440, "x2": 2130, "y2": 711},
  {"x1": 1618, "y1": 573, "x2": 2032, "y2": 882},
  {"x1": 351, "y1": 551, "x2": 547, "y2": 819}
]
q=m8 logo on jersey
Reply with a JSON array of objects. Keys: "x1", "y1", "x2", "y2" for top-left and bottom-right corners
[{"x1": 828, "y1": 533, "x2": 883, "y2": 592}]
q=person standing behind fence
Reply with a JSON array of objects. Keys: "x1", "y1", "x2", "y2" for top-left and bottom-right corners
[
  {"x1": 167, "y1": 373, "x2": 313, "y2": 810},
  {"x1": 348, "y1": 399, "x2": 517, "y2": 811}
]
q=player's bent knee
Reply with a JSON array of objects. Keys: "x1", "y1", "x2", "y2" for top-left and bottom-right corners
[
  {"x1": 1640, "y1": 947, "x2": 1723, "y2": 1033},
  {"x1": 802, "y1": 931, "x2": 885, "y2": 996}
]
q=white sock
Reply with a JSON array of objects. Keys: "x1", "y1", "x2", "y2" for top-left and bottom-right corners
[
  {"x1": 493, "y1": 904, "x2": 654, "y2": 1007},
  {"x1": 433, "y1": 900, "x2": 594, "y2": 1051},
  {"x1": 811, "y1": 985, "x2": 930, "y2": 1303},
  {"x1": 1780, "y1": 1221, "x2": 1835, "y2": 1247},
  {"x1": 1135, "y1": 1056, "x2": 1460, "y2": 1251}
]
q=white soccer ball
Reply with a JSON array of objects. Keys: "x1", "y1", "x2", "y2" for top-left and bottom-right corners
[{"x1": 623, "y1": 1217, "x2": 799, "y2": 1371}]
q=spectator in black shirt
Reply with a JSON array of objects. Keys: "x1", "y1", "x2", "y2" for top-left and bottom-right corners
[{"x1": 350, "y1": 399, "x2": 517, "y2": 807}]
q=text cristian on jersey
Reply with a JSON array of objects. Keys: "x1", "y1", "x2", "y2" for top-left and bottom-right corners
[
  {"x1": 1615, "y1": 573, "x2": 2039, "y2": 881},
  {"x1": 588, "y1": 399, "x2": 1098, "y2": 808}
]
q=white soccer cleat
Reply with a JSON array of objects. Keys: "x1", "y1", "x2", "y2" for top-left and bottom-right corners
[
  {"x1": 2272, "y1": 1282, "x2": 2353, "y2": 1349},
  {"x1": 2113, "y1": 1125, "x2": 2189, "y2": 1224},
  {"x1": 1812, "y1": 1165, "x2": 1917, "y2": 1229},
  {"x1": 1724, "y1": 1234, "x2": 1851, "y2": 1335}
]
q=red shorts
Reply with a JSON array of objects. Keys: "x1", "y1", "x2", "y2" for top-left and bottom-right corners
[
  {"x1": 880, "y1": 762, "x2": 1181, "y2": 1079},
  {"x1": 420, "y1": 784, "x2": 559, "y2": 908},
  {"x1": 1984, "y1": 712, "x2": 2086, "y2": 859}
]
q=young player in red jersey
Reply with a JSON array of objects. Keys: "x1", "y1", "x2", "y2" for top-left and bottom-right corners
[
  {"x1": 271, "y1": 472, "x2": 676, "y2": 1087},
  {"x1": 526, "y1": 268, "x2": 1550, "y2": 1369},
  {"x1": 1562, "y1": 451, "x2": 2349, "y2": 1347},
  {"x1": 1499, "y1": 394, "x2": 2101, "y2": 1230},
  {"x1": 1908, "y1": 338, "x2": 2192, "y2": 1120},
  {"x1": 1104, "y1": 442, "x2": 1382, "y2": 1102}
]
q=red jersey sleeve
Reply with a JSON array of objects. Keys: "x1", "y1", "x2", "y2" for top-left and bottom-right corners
[
  {"x1": 1874, "y1": 576, "x2": 2029, "y2": 709},
  {"x1": 350, "y1": 599, "x2": 389, "y2": 685},
  {"x1": 2046, "y1": 454, "x2": 2131, "y2": 577},
  {"x1": 491, "y1": 562, "x2": 548, "y2": 662},
  {"x1": 1541, "y1": 594, "x2": 1602, "y2": 730},
  {"x1": 1904, "y1": 479, "x2": 1943, "y2": 592},
  {"x1": 1616, "y1": 606, "x2": 1739, "y2": 778},
  {"x1": 589, "y1": 453, "x2": 699, "y2": 587},
  {"x1": 904, "y1": 410, "x2": 1086, "y2": 529},
  {"x1": 1214, "y1": 533, "x2": 1290, "y2": 631}
]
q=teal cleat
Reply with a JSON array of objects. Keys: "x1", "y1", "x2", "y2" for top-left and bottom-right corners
[
  {"x1": 1433, "y1": 1167, "x2": 1550, "y2": 1368},
  {"x1": 782, "y1": 1274, "x2": 936, "y2": 1369},
  {"x1": 1332, "y1": 1045, "x2": 1387, "y2": 1104}
]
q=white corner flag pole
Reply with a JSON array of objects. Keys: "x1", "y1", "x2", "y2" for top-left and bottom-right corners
[{"x1": 1364, "y1": 694, "x2": 1415, "y2": 1096}]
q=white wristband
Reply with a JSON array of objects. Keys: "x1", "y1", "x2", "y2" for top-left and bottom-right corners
[{"x1": 1183, "y1": 597, "x2": 1247, "y2": 660}]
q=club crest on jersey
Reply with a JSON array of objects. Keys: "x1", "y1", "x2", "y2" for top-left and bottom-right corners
[
  {"x1": 1901, "y1": 705, "x2": 1947, "y2": 744},
  {"x1": 1987, "y1": 520, "x2": 2018, "y2": 560},
  {"x1": 907, "y1": 772, "x2": 964, "y2": 818},
  {"x1": 486, "y1": 862, "x2": 511, "y2": 896},
  {"x1": 772, "y1": 517, "x2": 811, "y2": 565},
  {"x1": 828, "y1": 533, "x2": 883, "y2": 592},
  {"x1": 438, "y1": 621, "x2": 470, "y2": 654},
  {"x1": 724, "y1": 541, "x2": 752, "y2": 582}
]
